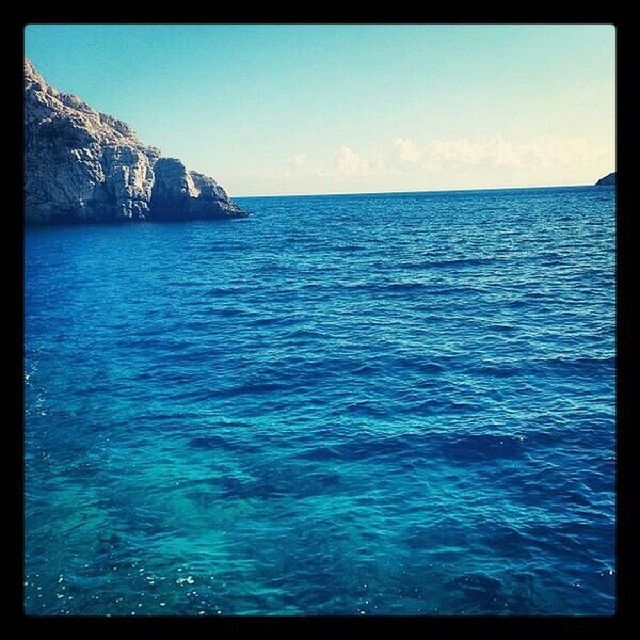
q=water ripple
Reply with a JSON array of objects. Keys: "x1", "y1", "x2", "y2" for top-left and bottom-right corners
[{"x1": 24, "y1": 186, "x2": 615, "y2": 615}]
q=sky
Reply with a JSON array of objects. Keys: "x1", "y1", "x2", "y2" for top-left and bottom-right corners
[{"x1": 25, "y1": 24, "x2": 615, "y2": 197}]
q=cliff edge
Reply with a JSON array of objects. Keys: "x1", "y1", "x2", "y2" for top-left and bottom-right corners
[{"x1": 24, "y1": 59, "x2": 246, "y2": 224}]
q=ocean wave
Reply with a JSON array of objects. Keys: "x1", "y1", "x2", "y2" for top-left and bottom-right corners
[{"x1": 24, "y1": 187, "x2": 615, "y2": 615}]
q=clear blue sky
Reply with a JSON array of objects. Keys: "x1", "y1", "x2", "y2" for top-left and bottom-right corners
[{"x1": 25, "y1": 24, "x2": 615, "y2": 196}]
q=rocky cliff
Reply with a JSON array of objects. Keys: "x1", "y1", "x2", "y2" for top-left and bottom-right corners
[
  {"x1": 595, "y1": 172, "x2": 616, "y2": 186},
  {"x1": 24, "y1": 59, "x2": 246, "y2": 224}
]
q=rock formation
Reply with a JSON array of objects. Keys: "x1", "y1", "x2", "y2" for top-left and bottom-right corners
[
  {"x1": 595, "y1": 172, "x2": 616, "y2": 187},
  {"x1": 24, "y1": 59, "x2": 246, "y2": 224}
]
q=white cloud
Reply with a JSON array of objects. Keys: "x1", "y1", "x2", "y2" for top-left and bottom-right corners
[
  {"x1": 333, "y1": 135, "x2": 598, "y2": 180},
  {"x1": 393, "y1": 137, "x2": 421, "y2": 163},
  {"x1": 422, "y1": 135, "x2": 595, "y2": 172},
  {"x1": 288, "y1": 154, "x2": 307, "y2": 168},
  {"x1": 335, "y1": 145, "x2": 373, "y2": 177},
  {"x1": 248, "y1": 134, "x2": 610, "y2": 195},
  {"x1": 273, "y1": 153, "x2": 310, "y2": 179}
]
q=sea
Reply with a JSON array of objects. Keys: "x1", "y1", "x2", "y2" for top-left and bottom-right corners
[{"x1": 24, "y1": 186, "x2": 616, "y2": 616}]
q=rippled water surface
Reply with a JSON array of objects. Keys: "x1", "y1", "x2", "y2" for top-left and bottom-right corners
[{"x1": 24, "y1": 187, "x2": 616, "y2": 615}]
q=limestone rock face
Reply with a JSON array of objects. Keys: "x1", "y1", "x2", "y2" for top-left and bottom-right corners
[
  {"x1": 595, "y1": 172, "x2": 616, "y2": 186},
  {"x1": 148, "y1": 158, "x2": 243, "y2": 220},
  {"x1": 24, "y1": 59, "x2": 246, "y2": 224}
]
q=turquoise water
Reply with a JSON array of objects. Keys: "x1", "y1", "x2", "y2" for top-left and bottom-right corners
[{"x1": 24, "y1": 186, "x2": 616, "y2": 615}]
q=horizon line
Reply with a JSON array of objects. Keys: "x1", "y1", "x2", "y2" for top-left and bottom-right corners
[{"x1": 231, "y1": 180, "x2": 608, "y2": 199}]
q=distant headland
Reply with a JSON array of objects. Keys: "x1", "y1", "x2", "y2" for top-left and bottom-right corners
[
  {"x1": 595, "y1": 172, "x2": 616, "y2": 187},
  {"x1": 24, "y1": 59, "x2": 247, "y2": 225}
]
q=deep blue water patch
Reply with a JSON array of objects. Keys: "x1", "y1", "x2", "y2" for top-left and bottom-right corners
[{"x1": 24, "y1": 186, "x2": 615, "y2": 615}]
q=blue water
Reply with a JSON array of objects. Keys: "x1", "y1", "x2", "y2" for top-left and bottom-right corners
[{"x1": 24, "y1": 186, "x2": 616, "y2": 616}]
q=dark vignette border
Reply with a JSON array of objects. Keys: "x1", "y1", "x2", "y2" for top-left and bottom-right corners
[{"x1": 12, "y1": 11, "x2": 636, "y2": 636}]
